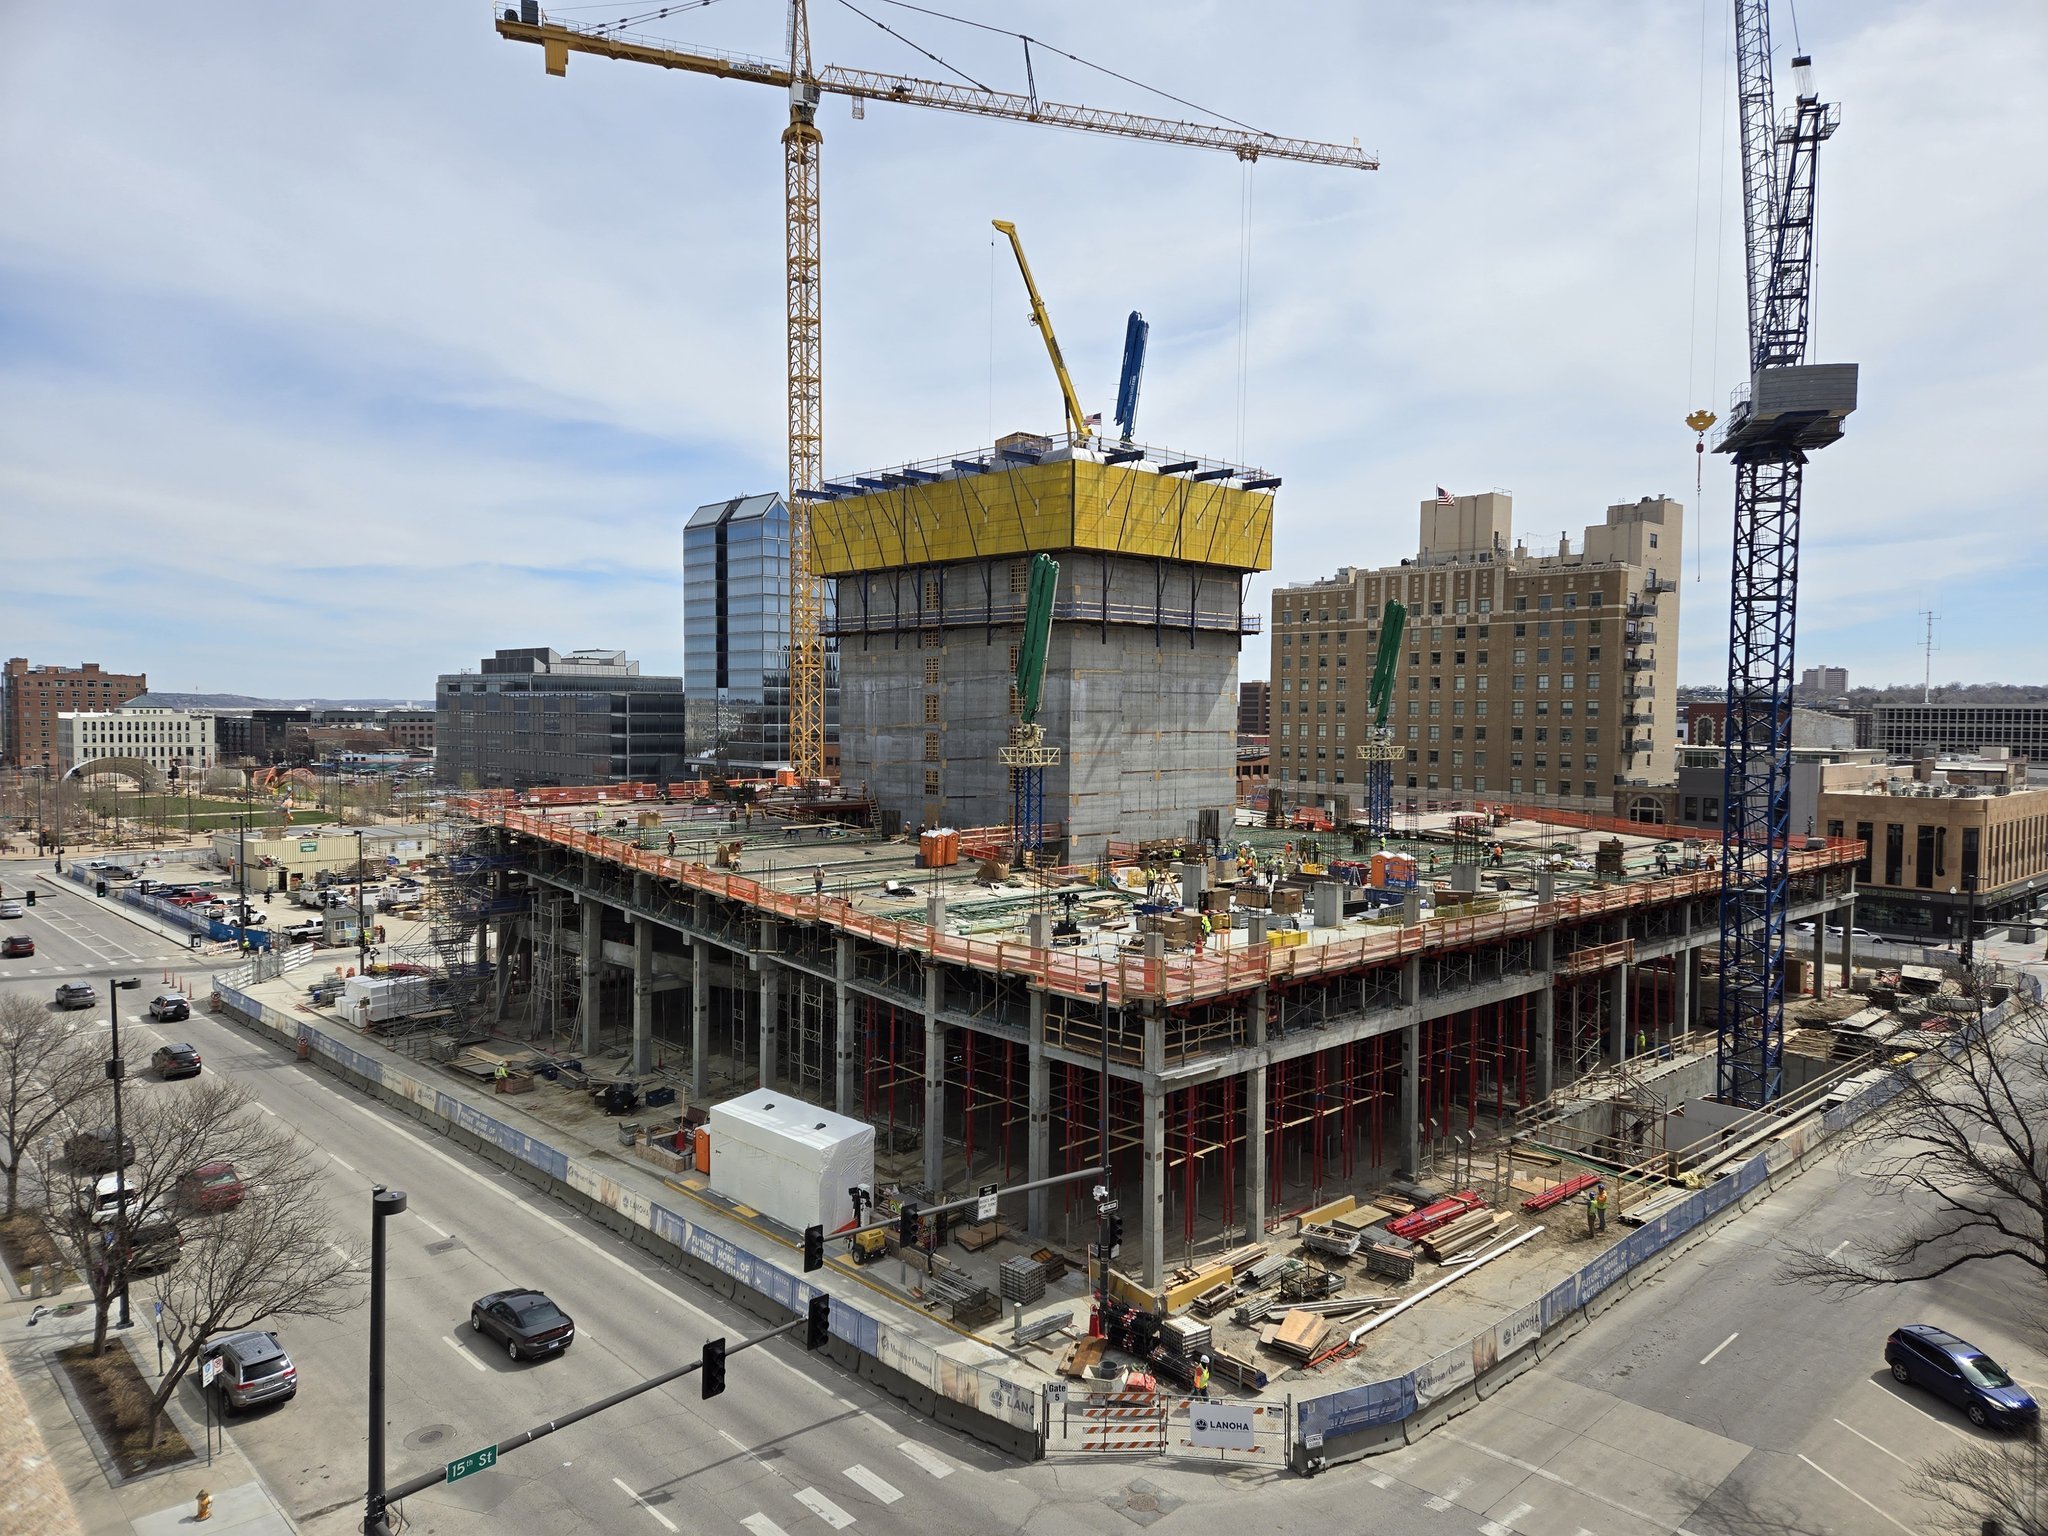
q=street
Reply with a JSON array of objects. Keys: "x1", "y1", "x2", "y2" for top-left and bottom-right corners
[{"x1": 6, "y1": 882, "x2": 2041, "y2": 1535}]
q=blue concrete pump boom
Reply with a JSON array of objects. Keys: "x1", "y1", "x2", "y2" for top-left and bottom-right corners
[{"x1": 1113, "y1": 312, "x2": 1149, "y2": 444}]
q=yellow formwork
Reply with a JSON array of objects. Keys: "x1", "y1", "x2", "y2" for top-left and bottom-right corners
[{"x1": 811, "y1": 458, "x2": 1274, "y2": 576}]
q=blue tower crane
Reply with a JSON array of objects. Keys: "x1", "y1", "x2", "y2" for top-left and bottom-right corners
[{"x1": 1713, "y1": 5, "x2": 1859, "y2": 1107}]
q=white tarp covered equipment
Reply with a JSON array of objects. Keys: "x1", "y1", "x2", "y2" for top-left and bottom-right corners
[
  {"x1": 706, "y1": 1089, "x2": 875, "y2": 1235},
  {"x1": 340, "y1": 973, "x2": 433, "y2": 1023}
]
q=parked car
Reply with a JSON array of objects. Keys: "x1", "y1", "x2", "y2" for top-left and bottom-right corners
[
  {"x1": 1, "y1": 935, "x2": 32, "y2": 957},
  {"x1": 469, "y1": 1288, "x2": 575, "y2": 1360},
  {"x1": 1886, "y1": 1325, "x2": 2040, "y2": 1430},
  {"x1": 0, "y1": 899, "x2": 22, "y2": 918},
  {"x1": 176, "y1": 1159, "x2": 245, "y2": 1213},
  {"x1": 149, "y1": 993, "x2": 192, "y2": 1022},
  {"x1": 151, "y1": 1042, "x2": 202, "y2": 1079},
  {"x1": 125, "y1": 1210, "x2": 184, "y2": 1272},
  {"x1": 55, "y1": 981, "x2": 97, "y2": 1010},
  {"x1": 281, "y1": 920, "x2": 324, "y2": 944},
  {"x1": 201, "y1": 1330, "x2": 297, "y2": 1412},
  {"x1": 65, "y1": 1127, "x2": 135, "y2": 1173},
  {"x1": 87, "y1": 1171, "x2": 145, "y2": 1227}
]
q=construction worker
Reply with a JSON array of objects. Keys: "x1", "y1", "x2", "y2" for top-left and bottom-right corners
[
  {"x1": 1593, "y1": 1183, "x2": 1608, "y2": 1234},
  {"x1": 1194, "y1": 911, "x2": 1210, "y2": 957},
  {"x1": 667, "y1": 831, "x2": 677, "y2": 857},
  {"x1": 494, "y1": 1061, "x2": 509, "y2": 1085},
  {"x1": 1635, "y1": 1027, "x2": 1649, "y2": 1059},
  {"x1": 1193, "y1": 1354, "x2": 1211, "y2": 1400}
]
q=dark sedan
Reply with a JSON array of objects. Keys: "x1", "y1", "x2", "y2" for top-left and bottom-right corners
[
  {"x1": 55, "y1": 982, "x2": 97, "y2": 1010},
  {"x1": 470, "y1": 1289, "x2": 575, "y2": 1361},
  {"x1": 151, "y1": 1043, "x2": 203, "y2": 1079},
  {"x1": 1, "y1": 935, "x2": 31, "y2": 958}
]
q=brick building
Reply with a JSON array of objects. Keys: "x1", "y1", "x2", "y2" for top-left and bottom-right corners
[{"x1": 3, "y1": 658, "x2": 148, "y2": 772}]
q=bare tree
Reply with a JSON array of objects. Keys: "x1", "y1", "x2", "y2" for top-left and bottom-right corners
[
  {"x1": 1909, "y1": 1436, "x2": 2048, "y2": 1536},
  {"x1": 38, "y1": 1076, "x2": 314, "y2": 1357},
  {"x1": 1781, "y1": 991, "x2": 2048, "y2": 1292},
  {"x1": 0, "y1": 994, "x2": 108, "y2": 1217},
  {"x1": 145, "y1": 1140, "x2": 361, "y2": 1434}
]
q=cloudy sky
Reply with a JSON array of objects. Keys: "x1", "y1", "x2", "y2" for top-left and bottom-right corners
[{"x1": 3, "y1": 1, "x2": 2041, "y2": 699}]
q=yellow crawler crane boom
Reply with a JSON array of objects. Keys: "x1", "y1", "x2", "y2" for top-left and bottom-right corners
[{"x1": 992, "y1": 219, "x2": 1090, "y2": 442}]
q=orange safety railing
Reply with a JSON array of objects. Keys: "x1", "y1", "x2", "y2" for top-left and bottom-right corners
[{"x1": 446, "y1": 798, "x2": 1861, "y2": 1008}]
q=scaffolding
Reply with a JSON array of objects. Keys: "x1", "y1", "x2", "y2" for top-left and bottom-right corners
[{"x1": 421, "y1": 827, "x2": 527, "y2": 1032}]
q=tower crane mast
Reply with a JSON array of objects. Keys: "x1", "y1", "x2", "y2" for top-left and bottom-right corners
[
  {"x1": 1712, "y1": 1, "x2": 1858, "y2": 1107},
  {"x1": 495, "y1": 2, "x2": 1375, "y2": 782}
]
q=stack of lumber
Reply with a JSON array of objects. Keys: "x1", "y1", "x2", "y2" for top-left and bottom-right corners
[
  {"x1": 1190, "y1": 1281, "x2": 1238, "y2": 1319},
  {"x1": 1419, "y1": 1208, "x2": 1510, "y2": 1263},
  {"x1": 1261, "y1": 1307, "x2": 1331, "y2": 1362},
  {"x1": 1362, "y1": 1240, "x2": 1417, "y2": 1283}
]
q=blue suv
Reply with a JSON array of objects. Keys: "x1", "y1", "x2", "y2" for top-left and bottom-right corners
[{"x1": 1886, "y1": 1325, "x2": 2039, "y2": 1430}]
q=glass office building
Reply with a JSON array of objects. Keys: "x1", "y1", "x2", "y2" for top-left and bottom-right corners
[{"x1": 683, "y1": 494, "x2": 836, "y2": 775}]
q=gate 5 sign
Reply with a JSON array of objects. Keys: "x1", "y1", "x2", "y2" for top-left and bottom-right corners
[{"x1": 1187, "y1": 1403, "x2": 1257, "y2": 1450}]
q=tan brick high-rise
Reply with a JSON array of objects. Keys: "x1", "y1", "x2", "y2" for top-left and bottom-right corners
[
  {"x1": 1269, "y1": 492, "x2": 1682, "y2": 818},
  {"x1": 3, "y1": 658, "x2": 148, "y2": 772}
]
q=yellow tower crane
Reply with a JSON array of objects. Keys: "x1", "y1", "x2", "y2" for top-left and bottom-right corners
[
  {"x1": 495, "y1": 2, "x2": 1377, "y2": 781},
  {"x1": 991, "y1": 219, "x2": 1092, "y2": 444}
]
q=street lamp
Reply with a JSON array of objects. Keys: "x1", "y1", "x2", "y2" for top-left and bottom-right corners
[
  {"x1": 355, "y1": 829, "x2": 370, "y2": 975},
  {"x1": 1089, "y1": 979, "x2": 1113, "y2": 1337},
  {"x1": 105, "y1": 973, "x2": 132, "y2": 1330},
  {"x1": 1962, "y1": 872, "x2": 1979, "y2": 971}
]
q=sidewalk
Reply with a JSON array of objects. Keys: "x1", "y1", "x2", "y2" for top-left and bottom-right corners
[{"x1": 0, "y1": 1271, "x2": 299, "y2": 1535}]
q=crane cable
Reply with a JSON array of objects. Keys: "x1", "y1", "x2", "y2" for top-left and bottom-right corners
[
  {"x1": 1684, "y1": 0, "x2": 1735, "y2": 584},
  {"x1": 1236, "y1": 160, "x2": 1255, "y2": 465}
]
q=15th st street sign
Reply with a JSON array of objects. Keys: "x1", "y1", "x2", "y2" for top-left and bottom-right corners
[{"x1": 445, "y1": 1445, "x2": 498, "y2": 1483}]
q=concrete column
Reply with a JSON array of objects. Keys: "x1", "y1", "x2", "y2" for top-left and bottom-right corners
[
  {"x1": 1026, "y1": 990, "x2": 1050, "y2": 1237},
  {"x1": 492, "y1": 915, "x2": 512, "y2": 1021},
  {"x1": 1244, "y1": 982, "x2": 1268, "y2": 1242},
  {"x1": 1610, "y1": 962, "x2": 1631, "y2": 1063},
  {"x1": 1532, "y1": 930, "x2": 1556, "y2": 1099},
  {"x1": 1395, "y1": 1022, "x2": 1421, "y2": 1179},
  {"x1": 1812, "y1": 919, "x2": 1827, "y2": 999},
  {"x1": 631, "y1": 915, "x2": 654, "y2": 1076},
  {"x1": 1839, "y1": 903, "x2": 1855, "y2": 980},
  {"x1": 758, "y1": 964, "x2": 780, "y2": 1093},
  {"x1": 1244, "y1": 1064, "x2": 1268, "y2": 1242},
  {"x1": 1141, "y1": 1084, "x2": 1166, "y2": 1290},
  {"x1": 579, "y1": 895, "x2": 602, "y2": 1057},
  {"x1": 922, "y1": 965, "x2": 945, "y2": 1193},
  {"x1": 1674, "y1": 945, "x2": 1694, "y2": 1039},
  {"x1": 690, "y1": 938, "x2": 709, "y2": 1102},
  {"x1": 834, "y1": 935, "x2": 858, "y2": 1117}
]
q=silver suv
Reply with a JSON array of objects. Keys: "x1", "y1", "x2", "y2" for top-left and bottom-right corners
[{"x1": 202, "y1": 1330, "x2": 297, "y2": 1412}]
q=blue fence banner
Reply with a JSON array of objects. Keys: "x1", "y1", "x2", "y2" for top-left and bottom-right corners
[
  {"x1": 1539, "y1": 1275, "x2": 1581, "y2": 1330},
  {"x1": 435, "y1": 1093, "x2": 570, "y2": 1182},
  {"x1": 1297, "y1": 1375, "x2": 1417, "y2": 1441},
  {"x1": 1577, "y1": 1243, "x2": 1633, "y2": 1303}
]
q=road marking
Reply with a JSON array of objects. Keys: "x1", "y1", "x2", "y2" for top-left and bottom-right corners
[
  {"x1": 255, "y1": 1102, "x2": 278, "y2": 1117},
  {"x1": 739, "y1": 1516, "x2": 789, "y2": 1536},
  {"x1": 441, "y1": 1336, "x2": 486, "y2": 1373},
  {"x1": 1797, "y1": 1453, "x2": 1917, "y2": 1535},
  {"x1": 1699, "y1": 1331, "x2": 1739, "y2": 1365},
  {"x1": 897, "y1": 1441, "x2": 952, "y2": 1479},
  {"x1": 613, "y1": 1477, "x2": 679, "y2": 1533},
  {"x1": 720, "y1": 1428, "x2": 789, "y2": 1483},
  {"x1": 1866, "y1": 1380, "x2": 1973, "y2": 1442},
  {"x1": 1440, "y1": 1432, "x2": 1710, "y2": 1536},
  {"x1": 329, "y1": 1153, "x2": 356, "y2": 1173},
  {"x1": 842, "y1": 1466, "x2": 901, "y2": 1505},
  {"x1": 1825, "y1": 1239, "x2": 1851, "y2": 1260},
  {"x1": 1424, "y1": 1474, "x2": 1471, "y2": 1512},
  {"x1": 1479, "y1": 1504, "x2": 1533, "y2": 1536},
  {"x1": 1832, "y1": 1418, "x2": 1911, "y2": 1466},
  {"x1": 1367, "y1": 1471, "x2": 1396, "y2": 1488},
  {"x1": 414, "y1": 1215, "x2": 450, "y2": 1239},
  {"x1": 793, "y1": 1488, "x2": 855, "y2": 1529}
]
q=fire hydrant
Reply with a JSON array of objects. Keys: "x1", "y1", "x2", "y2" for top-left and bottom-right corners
[{"x1": 195, "y1": 1489, "x2": 213, "y2": 1522}]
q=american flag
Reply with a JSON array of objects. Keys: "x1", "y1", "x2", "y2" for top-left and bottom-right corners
[
  {"x1": 1084, "y1": 412, "x2": 1102, "y2": 427},
  {"x1": 1435, "y1": 486, "x2": 1454, "y2": 507}
]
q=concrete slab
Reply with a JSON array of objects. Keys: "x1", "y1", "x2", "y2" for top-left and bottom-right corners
[{"x1": 131, "y1": 1481, "x2": 294, "y2": 1536}]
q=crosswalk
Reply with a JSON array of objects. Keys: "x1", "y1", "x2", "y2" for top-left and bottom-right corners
[{"x1": 712, "y1": 1442, "x2": 945, "y2": 1536}]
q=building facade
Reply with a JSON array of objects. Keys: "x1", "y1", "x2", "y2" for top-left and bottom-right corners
[
  {"x1": 1237, "y1": 679, "x2": 1270, "y2": 738},
  {"x1": 682, "y1": 493, "x2": 838, "y2": 776},
  {"x1": 824, "y1": 435, "x2": 1269, "y2": 844},
  {"x1": 434, "y1": 648, "x2": 686, "y2": 790},
  {"x1": 1270, "y1": 492, "x2": 1682, "y2": 819},
  {"x1": 1819, "y1": 753, "x2": 2048, "y2": 937},
  {"x1": 55, "y1": 707, "x2": 214, "y2": 780},
  {"x1": 1872, "y1": 703, "x2": 2048, "y2": 763},
  {"x1": 3, "y1": 659, "x2": 148, "y2": 771},
  {"x1": 383, "y1": 709, "x2": 436, "y2": 754}
]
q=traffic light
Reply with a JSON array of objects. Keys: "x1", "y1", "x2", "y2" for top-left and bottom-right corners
[
  {"x1": 802, "y1": 1223, "x2": 824, "y2": 1273},
  {"x1": 898, "y1": 1203, "x2": 919, "y2": 1249},
  {"x1": 806, "y1": 1293, "x2": 831, "y2": 1351},
  {"x1": 701, "y1": 1337, "x2": 726, "y2": 1399},
  {"x1": 1105, "y1": 1208, "x2": 1123, "y2": 1259}
]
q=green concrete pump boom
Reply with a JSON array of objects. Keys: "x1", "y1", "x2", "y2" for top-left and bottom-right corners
[
  {"x1": 1368, "y1": 600, "x2": 1407, "y2": 727},
  {"x1": 1016, "y1": 554, "x2": 1060, "y2": 725}
]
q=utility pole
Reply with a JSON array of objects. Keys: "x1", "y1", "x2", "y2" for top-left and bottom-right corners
[
  {"x1": 237, "y1": 815, "x2": 250, "y2": 952},
  {"x1": 106, "y1": 973, "x2": 132, "y2": 1331},
  {"x1": 364, "y1": 1185, "x2": 407, "y2": 1536},
  {"x1": 356, "y1": 830, "x2": 370, "y2": 973},
  {"x1": 1090, "y1": 980, "x2": 1114, "y2": 1336}
]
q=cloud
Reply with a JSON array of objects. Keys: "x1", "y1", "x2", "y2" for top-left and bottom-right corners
[{"x1": 0, "y1": 0, "x2": 2042, "y2": 699}]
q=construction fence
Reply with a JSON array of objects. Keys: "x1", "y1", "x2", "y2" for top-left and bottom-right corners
[
  {"x1": 209, "y1": 981, "x2": 1045, "y2": 1460},
  {"x1": 1291, "y1": 982, "x2": 2040, "y2": 1471}
]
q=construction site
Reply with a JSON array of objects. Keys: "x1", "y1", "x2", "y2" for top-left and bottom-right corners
[{"x1": 294, "y1": 0, "x2": 1911, "y2": 1417}]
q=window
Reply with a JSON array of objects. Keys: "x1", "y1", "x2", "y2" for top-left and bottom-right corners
[
  {"x1": 924, "y1": 769, "x2": 941, "y2": 795},
  {"x1": 924, "y1": 694, "x2": 941, "y2": 723},
  {"x1": 1649, "y1": 532, "x2": 1660, "y2": 547},
  {"x1": 924, "y1": 733, "x2": 941, "y2": 762},
  {"x1": 1476, "y1": 650, "x2": 1488, "y2": 664},
  {"x1": 1513, "y1": 649, "x2": 1527, "y2": 666},
  {"x1": 1915, "y1": 825, "x2": 1936, "y2": 889},
  {"x1": 1429, "y1": 652, "x2": 1442, "y2": 667}
]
